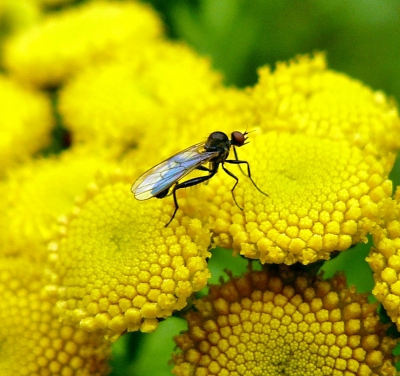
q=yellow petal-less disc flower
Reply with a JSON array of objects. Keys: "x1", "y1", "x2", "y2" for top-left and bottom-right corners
[
  {"x1": 249, "y1": 53, "x2": 400, "y2": 154},
  {"x1": 3, "y1": 1, "x2": 163, "y2": 87},
  {"x1": 0, "y1": 146, "x2": 118, "y2": 261},
  {"x1": 48, "y1": 172, "x2": 211, "y2": 342},
  {"x1": 0, "y1": 256, "x2": 111, "y2": 376},
  {"x1": 367, "y1": 187, "x2": 400, "y2": 332},
  {"x1": 58, "y1": 41, "x2": 222, "y2": 147},
  {"x1": 0, "y1": 74, "x2": 53, "y2": 176},
  {"x1": 172, "y1": 268, "x2": 398, "y2": 376},
  {"x1": 183, "y1": 130, "x2": 394, "y2": 265}
]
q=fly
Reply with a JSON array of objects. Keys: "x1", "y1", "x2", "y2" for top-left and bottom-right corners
[{"x1": 131, "y1": 131, "x2": 267, "y2": 227}]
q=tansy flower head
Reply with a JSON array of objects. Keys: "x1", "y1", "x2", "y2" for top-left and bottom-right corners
[
  {"x1": 48, "y1": 171, "x2": 211, "y2": 342},
  {"x1": 58, "y1": 40, "x2": 222, "y2": 148},
  {"x1": 0, "y1": 146, "x2": 118, "y2": 261},
  {"x1": 3, "y1": 1, "x2": 163, "y2": 87},
  {"x1": 174, "y1": 129, "x2": 394, "y2": 265},
  {"x1": 0, "y1": 73, "x2": 53, "y2": 176},
  {"x1": 249, "y1": 53, "x2": 400, "y2": 154},
  {"x1": 172, "y1": 267, "x2": 398, "y2": 375},
  {"x1": 367, "y1": 187, "x2": 400, "y2": 332},
  {"x1": 0, "y1": 256, "x2": 111, "y2": 375}
]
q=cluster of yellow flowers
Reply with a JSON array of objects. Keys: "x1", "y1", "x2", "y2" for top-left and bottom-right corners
[{"x1": 1, "y1": 0, "x2": 400, "y2": 375}]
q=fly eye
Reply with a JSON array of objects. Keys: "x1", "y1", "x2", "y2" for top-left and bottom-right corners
[{"x1": 231, "y1": 131, "x2": 246, "y2": 146}]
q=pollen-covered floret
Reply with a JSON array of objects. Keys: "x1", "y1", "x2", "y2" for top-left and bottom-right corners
[
  {"x1": 0, "y1": 74, "x2": 53, "y2": 176},
  {"x1": 367, "y1": 187, "x2": 400, "y2": 331},
  {"x1": 48, "y1": 172, "x2": 212, "y2": 341},
  {"x1": 172, "y1": 267, "x2": 398, "y2": 376},
  {"x1": 187, "y1": 130, "x2": 394, "y2": 265},
  {"x1": 0, "y1": 146, "x2": 118, "y2": 261},
  {"x1": 0, "y1": 257, "x2": 111, "y2": 376},
  {"x1": 59, "y1": 41, "x2": 222, "y2": 147},
  {"x1": 3, "y1": 1, "x2": 163, "y2": 87},
  {"x1": 249, "y1": 53, "x2": 400, "y2": 154}
]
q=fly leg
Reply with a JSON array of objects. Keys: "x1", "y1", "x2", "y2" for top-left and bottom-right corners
[
  {"x1": 225, "y1": 158, "x2": 268, "y2": 197},
  {"x1": 164, "y1": 168, "x2": 218, "y2": 227},
  {"x1": 221, "y1": 165, "x2": 242, "y2": 210}
]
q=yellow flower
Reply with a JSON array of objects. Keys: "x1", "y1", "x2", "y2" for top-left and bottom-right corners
[
  {"x1": 172, "y1": 268, "x2": 398, "y2": 375},
  {"x1": 367, "y1": 187, "x2": 400, "y2": 331},
  {"x1": 0, "y1": 74, "x2": 53, "y2": 176},
  {"x1": 249, "y1": 53, "x2": 400, "y2": 154},
  {"x1": 48, "y1": 171, "x2": 211, "y2": 342},
  {"x1": 58, "y1": 40, "x2": 222, "y2": 147},
  {"x1": 0, "y1": 256, "x2": 111, "y2": 375},
  {"x1": 3, "y1": 1, "x2": 163, "y2": 87},
  {"x1": 0, "y1": 146, "x2": 118, "y2": 261}
]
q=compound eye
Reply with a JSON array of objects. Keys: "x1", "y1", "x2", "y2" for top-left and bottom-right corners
[{"x1": 231, "y1": 131, "x2": 246, "y2": 146}]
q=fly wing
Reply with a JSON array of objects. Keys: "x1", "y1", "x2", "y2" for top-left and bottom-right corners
[{"x1": 132, "y1": 142, "x2": 219, "y2": 200}]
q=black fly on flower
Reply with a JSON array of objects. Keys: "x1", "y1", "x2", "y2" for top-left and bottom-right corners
[{"x1": 131, "y1": 131, "x2": 267, "y2": 227}]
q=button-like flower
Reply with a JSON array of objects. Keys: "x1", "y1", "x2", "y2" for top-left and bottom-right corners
[
  {"x1": 172, "y1": 268, "x2": 398, "y2": 375},
  {"x1": 367, "y1": 187, "x2": 400, "y2": 331},
  {"x1": 249, "y1": 53, "x2": 400, "y2": 154},
  {"x1": 193, "y1": 129, "x2": 394, "y2": 265},
  {"x1": 0, "y1": 74, "x2": 53, "y2": 176},
  {"x1": 0, "y1": 256, "x2": 111, "y2": 375},
  {"x1": 48, "y1": 171, "x2": 211, "y2": 341},
  {"x1": 59, "y1": 41, "x2": 222, "y2": 147},
  {"x1": 3, "y1": 1, "x2": 163, "y2": 87}
]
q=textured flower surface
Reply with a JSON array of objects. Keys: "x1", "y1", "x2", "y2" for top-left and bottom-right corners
[
  {"x1": 3, "y1": 1, "x2": 163, "y2": 87},
  {"x1": 179, "y1": 129, "x2": 394, "y2": 265},
  {"x1": 172, "y1": 267, "x2": 398, "y2": 376},
  {"x1": 124, "y1": 54, "x2": 398, "y2": 265},
  {"x1": 0, "y1": 256, "x2": 111, "y2": 376},
  {"x1": 48, "y1": 172, "x2": 212, "y2": 341},
  {"x1": 367, "y1": 187, "x2": 400, "y2": 332},
  {"x1": 249, "y1": 53, "x2": 400, "y2": 154}
]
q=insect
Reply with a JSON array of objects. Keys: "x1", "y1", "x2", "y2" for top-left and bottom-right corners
[{"x1": 131, "y1": 131, "x2": 267, "y2": 227}]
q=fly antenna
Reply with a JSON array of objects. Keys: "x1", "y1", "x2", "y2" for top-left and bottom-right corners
[{"x1": 243, "y1": 128, "x2": 257, "y2": 144}]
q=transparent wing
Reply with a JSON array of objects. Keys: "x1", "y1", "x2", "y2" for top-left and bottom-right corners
[{"x1": 132, "y1": 142, "x2": 219, "y2": 200}]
